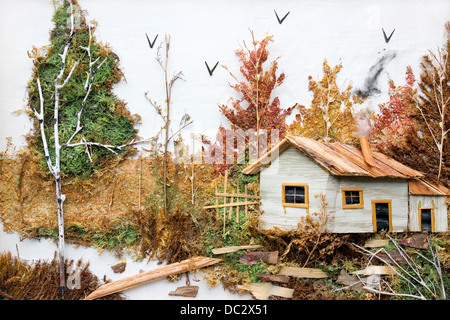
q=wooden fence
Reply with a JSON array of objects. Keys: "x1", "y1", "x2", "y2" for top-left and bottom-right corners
[{"x1": 202, "y1": 170, "x2": 260, "y2": 228}]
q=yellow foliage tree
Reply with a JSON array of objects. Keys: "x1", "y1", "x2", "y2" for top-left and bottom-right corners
[{"x1": 289, "y1": 60, "x2": 364, "y2": 143}]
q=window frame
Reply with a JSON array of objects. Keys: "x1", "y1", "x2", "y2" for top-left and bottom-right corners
[
  {"x1": 282, "y1": 183, "x2": 309, "y2": 208},
  {"x1": 341, "y1": 187, "x2": 364, "y2": 209}
]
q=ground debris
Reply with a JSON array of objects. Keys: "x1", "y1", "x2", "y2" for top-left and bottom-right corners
[
  {"x1": 336, "y1": 270, "x2": 364, "y2": 292},
  {"x1": 257, "y1": 274, "x2": 290, "y2": 284},
  {"x1": 85, "y1": 256, "x2": 222, "y2": 300},
  {"x1": 279, "y1": 266, "x2": 328, "y2": 278},
  {"x1": 169, "y1": 285, "x2": 199, "y2": 297},
  {"x1": 352, "y1": 265, "x2": 396, "y2": 276},
  {"x1": 399, "y1": 234, "x2": 429, "y2": 250},
  {"x1": 239, "y1": 251, "x2": 278, "y2": 265},
  {"x1": 211, "y1": 245, "x2": 263, "y2": 255},
  {"x1": 364, "y1": 239, "x2": 390, "y2": 248},
  {"x1": 111, "y1": 260, "x2": 126, "y2": 273},
  {"x1": 374, "y1": 250, "x2": 408, "y2": 265},
  {"x1": 237, "y1": 282, "x2": 294, "y2": 300}
]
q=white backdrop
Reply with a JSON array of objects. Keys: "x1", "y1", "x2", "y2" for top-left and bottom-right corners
[
  {"x1": 1, "y1": 0, "x2": 449, "y2": 151},
  {"x1": 0, "y1": 0, "x2": 449, "y2": 300}
]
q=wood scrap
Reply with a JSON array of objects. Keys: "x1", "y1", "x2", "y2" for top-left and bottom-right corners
[
  {"x1": 279, "y1": 266, "x2": 328, "y2": 278},
  {"x1": 239, "y1": 251, "x2": 278, "y2": 265},
  {"x1": 169, "y1": 286, "x2": 199, "y2": 298},
  {"x1": 211, "y1": 245, "x2": 263, "y2": 255},
  {"x1": 237, "y1": 283, "x2": 294, "y2": 300},
  {"x1": 364, "y1": 239, "x2": 390, "y2": 248},
  {"x1": 257, "y1": 274, "x2": 290, "y2": 284},
  {"x1": 399, "y1": 234, "x2": 429, "y2": 250},
  {"x1": 84, "y1": 256, "x2": 222, "y2": 300},
  {"x1": 352, "y1": 265, "x2": 396, "y2": 276}
]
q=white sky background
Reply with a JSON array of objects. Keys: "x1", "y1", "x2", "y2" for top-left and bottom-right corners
[{"x1": 0, "y1": 0, "x2": 449, "y2": 152}]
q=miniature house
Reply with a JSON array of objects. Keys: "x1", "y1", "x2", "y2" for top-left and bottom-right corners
[{"x1": 242, "y1": 135, "x2": 449, "y2": 233}]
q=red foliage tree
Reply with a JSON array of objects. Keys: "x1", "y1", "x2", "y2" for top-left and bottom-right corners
[
  {"x1": 218, "y1": 32, "x2": 295, "y2": 155},
  {"x1": 370, "y1": 66, "x2": 418, "y2": 154},
  {"x1": 371, "y1": 22, "x2": 450, "y2": 187},
  {"x1": 202, "y1": 32, "x2": 294, "y2": 173}
]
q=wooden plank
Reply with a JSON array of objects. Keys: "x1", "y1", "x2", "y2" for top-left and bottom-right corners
[
  {"x1": 364, "y1": 239, "x2": 390, "y2": 248},
  {"x1": 215, "y1": 192, "x2": 261, "y2": 199},
  {"x1": 279, "y1": 266, "x2": 328, "y2": 278},
  {"x1": 84, "y1": 256, "x2": 222, "y2": 300},
  {"x1": 203, "y1": 201, "x2": 260, "y2": 209},
  {"x1": 244, "y1": 185, "x2": 248, "y2": 217},
  {"x1": 238, "y1": 283, "x2": 294, "y2": 300},
  {"x1": 215, "y1": 181, "x2": 219, "y2": 218},
  {"x1": 211, "y1": 245, "x2": 264, "y2": 255},
  {"x1": 228, "y1": 188, "x2": 234, "y2": 219},
  {"x1": 352, "y1": 265, "x2": 397, "y2": 276}
]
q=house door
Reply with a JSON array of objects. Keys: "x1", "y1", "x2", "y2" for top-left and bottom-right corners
[
  {"x1": 420, "y1": 208, "x2": 433, "y2": 232},
  {"x1": 372, "y1": 200, "x2": 392, "y2": 232}
]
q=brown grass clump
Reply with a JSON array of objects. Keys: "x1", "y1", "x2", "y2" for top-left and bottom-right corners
[
  {"x1": 0, "y1": 251, "x2": 124, "y2": 300},
  {"x1": 133, "y1": 207, "x2": 204, "y2": 265}
]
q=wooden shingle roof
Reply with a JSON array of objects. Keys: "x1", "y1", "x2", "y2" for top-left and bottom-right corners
[
  {"x1": 242, "y1": 135, "x2": 424, "y2": 179},
  {"x1": 409, "y1": 179, "x2": 450, "y2": 196}
]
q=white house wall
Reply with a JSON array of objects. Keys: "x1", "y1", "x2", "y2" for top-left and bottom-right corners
[
  {"x1": 332, "y1": 176, "x2": 409, "y2": 233},
  {"x1": 259, "y1": 147, "x2": 338, "y2": 230},
  {"x1": 259, "y1": 147, "x2": 410, "y2": 233},
  {"x1": 409, "y1": 195, "x2": 448, "y2": 232}
]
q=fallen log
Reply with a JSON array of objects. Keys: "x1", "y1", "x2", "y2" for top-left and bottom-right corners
[
  {"x1": 85, "y1": 256, "x2": 222, "y2": 300},
  {"x1": 238, "y1": 283, "x2": 294, "y2": 300},
  {"x1": 211, "y1": 245, "x2": 263, "y2": 255}
]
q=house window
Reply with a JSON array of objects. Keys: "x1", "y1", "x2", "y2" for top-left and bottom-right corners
[
  {"x1": 342, "y1": 188, "x2": 364, "y2": 209},
  {"x1": 282, "y1": 183, "x2": 309, "y2": 208}
]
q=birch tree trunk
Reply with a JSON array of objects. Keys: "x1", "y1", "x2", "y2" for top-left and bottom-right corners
[{"x1": 28, "y1": 0, "x2": 148, "y2": 296}]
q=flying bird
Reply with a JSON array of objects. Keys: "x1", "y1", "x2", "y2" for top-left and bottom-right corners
[{"x1": 382, "y1": 28, "x2": 395, "y2": 43}]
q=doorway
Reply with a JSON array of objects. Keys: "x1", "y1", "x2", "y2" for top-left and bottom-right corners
[
  {"x1": 372, "y1": 200, "x2": 392, "y2": 232},
  {"x1": 419, "y1": 208, "x2": 434, "y2": 232}
]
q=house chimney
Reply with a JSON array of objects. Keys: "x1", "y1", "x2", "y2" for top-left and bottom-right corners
[{"x1": 360, "y1": 136, "x2": 375, "y2": 166}]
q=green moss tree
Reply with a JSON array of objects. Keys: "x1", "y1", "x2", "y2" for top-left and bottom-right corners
[
  {"x1": 26, "y1": 0, "x2": 142, "y2": 296},
  {"x1": 27, "y1": 0, "x2": 138, "y2": 179}
]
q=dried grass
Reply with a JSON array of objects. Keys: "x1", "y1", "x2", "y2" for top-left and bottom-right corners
[{"x1": 0, "y1": 251, "x2": 124, "y2": 300}]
